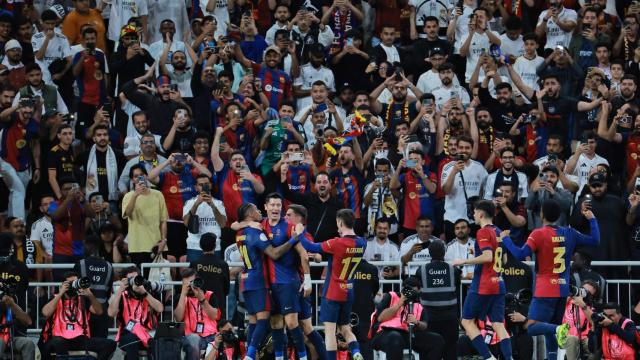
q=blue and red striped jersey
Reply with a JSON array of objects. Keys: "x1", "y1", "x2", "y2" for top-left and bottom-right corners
[
  {"x1": 251, "y1": 63, "x2": 292, "y2": 110},
  {"x1": 399, "y1": 167, "x2": 436, "y2": 230},
  {"x1": 470, "y1": 225, "x2": 505, "y2": 295},
  {"x1": 321, "y1": 235, "x2": 367, "y2": 302},
  {"x1": 329, "y1": 167, "x2": 364, "y2": 218},
  {"x1": 262, "y1": 218, "x2": 299, "y2": 284},
  {"x1": 157, "y1": 166, "x2": 198, "y2": 220},
  {"x1": 0, "y1": 117, "x2": 39, "y2": 171},
  {"x1": 216, "y1": 166, "x2": 262, "y2": 223},
  {"x1": 236, "y1": 227, "x2": 271, "y2": 292}
]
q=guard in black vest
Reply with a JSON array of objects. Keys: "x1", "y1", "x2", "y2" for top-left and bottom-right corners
[
  {"x1": 74, "y1": 236, "x2": 114, "y2": 338},
  {"x1": 414, "y1": 240, "x2": 461, "y2": 360}
]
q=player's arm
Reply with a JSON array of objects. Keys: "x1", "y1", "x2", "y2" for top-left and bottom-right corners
[
  {"x1": 295, "y1": 243, "x2": 312, "y2": 295},
  {"x1": 263, "y1": 225, "x2": 304, "y2": 260},
  {"x1": 573, "y1": 209, "x2": 600, "y2": 247},
  {"x1": 453, "y1": 249, "x2": 493, "y2": 266},
  {"x1": 501, "y1": 231, "x2": 533, "y2": 261},
  {"x1": 298, "y1": 231, "x2": 324, "y2": 254}
]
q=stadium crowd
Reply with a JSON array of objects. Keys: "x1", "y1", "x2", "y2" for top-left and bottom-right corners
[{"x1": 1, "y1": 0, "x2": 640, "y2": 358}]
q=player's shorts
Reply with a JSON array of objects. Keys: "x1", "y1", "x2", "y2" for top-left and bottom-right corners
[
  {"x1": 320, "y1": 293, "x2": 353, "y2": 325},
  {"x1": 461, "y1": 291, "x2": 505, "y2": 322},
  {"x1": 298, "y1": 294, "x2": 313, "y2": 320},
  {"x1": 528, "y1": 297, "x2": 566, "y2": 324},
  {"x1": 243, "y1": 288, "x2": 272, "y2": 315},
  {"x1": 271, "y1": 283, "x2": 301, "y2": 315}
]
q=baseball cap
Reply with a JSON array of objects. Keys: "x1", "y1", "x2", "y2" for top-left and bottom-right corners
[
  {"x1": 338, "y1": 82, "x2": 353, "y2": 93},
  {"x1": 588, "y1": 172, "x2": 606, "y2": 186},
  {"x1": 4, "y1": 39, "x2": 21, "y2": 52},
  {"x1": 429, "y1": 47, "x2": 447, "y2": 57},
  {"x1": 265, "y1": 45, "x2": 281, "y2": 56}
]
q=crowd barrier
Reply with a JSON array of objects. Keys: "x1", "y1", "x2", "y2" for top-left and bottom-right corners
[{"x1": 17, "y1": 261, "x2": 640, "y2": 336}]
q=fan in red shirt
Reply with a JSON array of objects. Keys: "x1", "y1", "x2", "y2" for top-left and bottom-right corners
[{"x1": 453, "y1": 200, "x2": 511, "y2": 360}]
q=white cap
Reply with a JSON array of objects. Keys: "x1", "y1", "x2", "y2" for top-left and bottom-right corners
[{"x1": 4, "y1": 39, "x2": 21, "y2": 52}]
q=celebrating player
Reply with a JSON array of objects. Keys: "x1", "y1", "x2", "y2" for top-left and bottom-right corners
[
  {"x1": 453, "y1": 200, "x2": 512, "y2": 360},
  {"x1": 500, "y1": 199, "x2": 600, "y2": 360},
  {"x1": 234, "y1": 203, "x2": 300, "y2": 360},
  {"x1": 298, "y1": 209, "x2": 367, "y2": 360}
]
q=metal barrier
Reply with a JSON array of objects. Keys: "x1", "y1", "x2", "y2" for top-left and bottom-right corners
[{"x1": 19, "y1": 260, "x2": 640, "y2": 336}]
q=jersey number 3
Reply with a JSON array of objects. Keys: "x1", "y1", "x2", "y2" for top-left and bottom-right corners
[
  {"x1": 553, "y1": 246, "x2": 566, "y2": 274},
  {"x1": 339, "y1": 257, "x2": 362, "y2": 280}
]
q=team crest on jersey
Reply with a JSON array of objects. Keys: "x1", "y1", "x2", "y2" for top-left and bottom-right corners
[
  {"x1": 409, "y1": 192, "x2": 416, "y2": 199},
  {"x1": 279, "y1": 76, "x2": 285, "y2": 83},
  {"x1": 259, "y1": 233, "x2": 268, "y2": 242},
  {"x1": 415, "y1": 183, "x2": 422, "y2": 190},
  {"x1": 170, "y1": 186, "x2": 178, "y2": 193},
  {"x1": 15, "y1": 139, "x2": 26, "y2": 149}
]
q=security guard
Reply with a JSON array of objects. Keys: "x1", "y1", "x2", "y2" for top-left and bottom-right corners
[
  {"x1": 414, "y1": 240, "x2": 461, "y2": 360},
  {"x1": 74, "y1": 235, "x2": 114, "y2": 338}
]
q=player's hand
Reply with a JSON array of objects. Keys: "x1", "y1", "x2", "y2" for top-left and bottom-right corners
[
  {"x1": 499, "y1": 229, "x2": 510, "y2": 239},
  {"x1": 293, "y1": 223, "x2": 305, "y2": 237},
  {"x1": 582, "y1": 209, "x2": 595, "y2": 220}
]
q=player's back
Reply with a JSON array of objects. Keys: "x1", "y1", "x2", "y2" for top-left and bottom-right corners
[
  {"x1": 236, "y1": 227, "x2": 270, "y2": 291},
  {"x1": 526, "y1": 225, "x2": 573, "y2": 297},
  {"x1": 471, "y1": 225, "x2": 505, "y2": 295},
  {"x1": 262, "y1": 218, "x2": 299, "y2": 284},
  {"x1": 322, "y1": 235, "x2": 367, "y2": 302}
]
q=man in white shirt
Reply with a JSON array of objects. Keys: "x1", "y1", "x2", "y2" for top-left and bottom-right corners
[
  {"x1": 444, "y1": 219, "x2": 475, "y2": 279},
  {"x1": 441, "y1": 135, "x2": 488, "y2": 237},
  {"x1": 363, "y1": 218, "x2": 400, "y2": 279},
  {"x1": 446, "y1": 0, "x2": 475, "y2": 57},
  {"x1": 564, "y1": 131, "x2": 609, "y2": 196},
  {"x1": 295, "y1": 81, "x2": 346, "y2": 147},
  {"x1": 148, "y1": 20, "x2": 195, "y2": 73},
  {"x1": 535, "y1": 0, "x2": 577, "y2": 50},
  {"x1": 483, "y1": 148, "x2": 528, "y2": 201},
  {"x1": 182, "y1": 175, "x2": 227, "y2": 262},
  {"x1": 122, "y1": 111, "x2": 163, "y2": 158},
  {"x1": 409, "y1": 0, "x2": 452, "y2": 40},
  {"x1": 399, "y1": 216, "x2": 441, "y2": 276},
  {"x1": 431, "y1": 62, "x2": 470, "y2": 110},
  {"x1": 224, "y1": 242, "x2": 243, "y2": 319},
  {"x1": 32, "y1": 9, "x2": 72, "y2": 83},
  {"x1": 532, "y1": 135, "x2": 579, "y2": 193},
  {"x1": 512, "y1": 34, "x2": 544, "y2": 102},
  {"x1": 266, "y1": 4, "x2": 291, "y2": 45},
  {"x1": 146, "y1": 0, "x2": 190, "y2": 43},
  {"x1": 294, "y1": 43, "x2": 335, "y2": 111},
  {"x1": 416, "y1": 47, "x2": 461, "y2": 95},
  {"x1": 30, "y1": 195, "x2": 56, "y2": 262},
  {"x1": 460, "y1": 7, "x2": 501, "y2": 83}
]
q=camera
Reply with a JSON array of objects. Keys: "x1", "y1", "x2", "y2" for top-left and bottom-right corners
[
  {"x1": 570, "y1": 285, "x2": 593, "y2": 304},
  {"x1": 222, "y1": 331, "x2": 237, "y2": 344},
  {"x1": 0, "y1": 279, "x2": 17, "y2": 298},
  {"x1": 505, "y1": 288, "x2": 532, "y2": 333},
  {"x1": 190, "y1": 277, "x2": 204, "y2": 289},
  {"x1": 394, "y1": 66, "x2": 403, "y2": 82},
  {"x1": 522, "y1": 114, "x2": 536, "y2": 124},
  {"x1": 401, "y1": 286, "x2": 420, "y2": 303},
  {"x1": 70, "y1": 277, "x2": 91, "y2": 290},
  {"x1": 592, "y1": 312, "x2": 607, "y2": 324},
  {"x1": 129, "y1": 275, "x2": 164, "y2": 293},
  {"x1": 129, "y1": 274, "x2": 146, "y2": 288}
]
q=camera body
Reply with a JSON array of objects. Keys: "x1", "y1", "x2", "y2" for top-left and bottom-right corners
[
  {"x1": 591, "y1": 312, "x2": 606, "y2": 324},
  {"x1": 401, "y1": 286, "x2": 420, "y2": 303},
  {"x1": 190, "y1": 277, "x2": 204, "y2": 289},
  {"x1": 0, "y1": 279, "x2": 17, "y2": 298},
  {"x1": 504, "y1": 288, "x2": 532, "y2": 334}
]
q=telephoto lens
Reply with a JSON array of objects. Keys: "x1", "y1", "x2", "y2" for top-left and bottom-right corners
[
  {"x1": 145, "y1": 281, "x2": 164, "y2": 293},
  {"x1": 129, "y1": 274, "x2": 146, "y2": 287},
  {"x1": 190, "y1": 277, "x2": 204, "y2": 289},
  {"x1": 71, "y1": 277, "x2": 91, "y2": 290}
]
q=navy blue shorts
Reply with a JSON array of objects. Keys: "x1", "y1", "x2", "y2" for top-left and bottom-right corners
[
  {"x1": 461, "y1": 291, "x2": 505, "y2": 322},
  {"x1": 243, "y1": 289, "x2": 272, "y2": 315},
  {"x1": 298, "y1": 295, "x2": 313, "y2": 320},
  {"x1": 320, "y1": 294, "x2": 353, "y2": 325},
  {"x1": 271, "y1": 283, "x2": 301, "y2": 315},
  {"x1": 528, "y1": 297, "x2": 566, "y2": 324}
]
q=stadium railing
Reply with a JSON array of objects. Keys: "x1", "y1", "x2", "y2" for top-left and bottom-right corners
[{"x1": 19, "y1": 261, "x2": 640, "y2": 336}]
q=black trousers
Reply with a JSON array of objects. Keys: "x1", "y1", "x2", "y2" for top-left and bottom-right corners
[
  {"x1": 372, "y1": 328, "x2": 444, "y2": 360},
  {"x1": 427, "y1": 319, "x2": 459, "y2": 360},
  {"x1": 40, "y1": 335, "x2": 117, "y2": 360}
]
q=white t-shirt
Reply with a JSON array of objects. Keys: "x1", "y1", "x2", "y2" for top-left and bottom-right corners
[
  {"x1": 200, "y1": 0, "x2": 230, "y2": 39},
  {"x1": 147, "y1": 0, "x2": 190, "y2": 44},
  {"x1": 363, "y1": 238, "x2": 400, "y2": 277},
  {"x1": 432, "y1": 84, "x2": 470, "y2": 111},
  {"x1": 399, "y1": 234, "x2": 440, "y2": 275},
  {"x1": 294, "y1": 64, "x2": 336, "y2": 110},
  {"x1": 123, "y1": 133, "x2": 163, "y2": 157},
  {"x1": 416, "y1": 69, "x2": 461, "y2": 95},
  {"x1": 444, "y1": 238, "x2": 475, "y2": 277},
  {"x1": 499, "y1": 34, "x2": 524, "y2": 58},
  {"x1": 379, "y1": 43, "x2": 401, "y2": 63},
  {"x1": 483, "y1": 170, "x2": 529, "y2": 200},
  {"x1": 224, "y1": 243, "x2": 242, "y2": 266},
  {"x1": 148, "y1": 40, "x2": 194, "y2": 74},
  {"x1": 569, "y1": 153, "x2": 610, "y2": 195},
  {"x1": 107, "y1": 0, "x2": 149, "y2": 42},
  {"x1": 537, "y1": 7, "x2": 578, "y2": 50},
  {"x1": 30, "y1": 216, "x2": 54, "y2": 256},
  {"x1": 453, "y1": 5, "x2": 474, "y2": 54},
  {"x1": 182, "y1": 197, "x2": 226, "y2": 251},
  {"x1": 441, "y1": 160, "x2": 488, "y2": 223},
  {"x1": 464, "y1": 31, "x2": 491, "y2": 83},
  {"x1": 297, "y1": 104, "x2": 347, "y2": 148},
  {"x1": 265, "y1": 23, "x2": 288, "y2": 45},
  {"x1": 31, "y1": 31, "x2": 72, "y2": 83},
  {"x1": 513, "y1": 55, "x2": 544, "y2": 103}
]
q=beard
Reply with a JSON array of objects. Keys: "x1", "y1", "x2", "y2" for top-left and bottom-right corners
[
  {"x1": 478, "y1": 120, "x2": 490, "y2": 129},
  {"x1": 173, "y1": 62, "x2": 186, "y2": 70},
  {"x1": 441, "y1": 77, "x2": 452, "y2": 86}
]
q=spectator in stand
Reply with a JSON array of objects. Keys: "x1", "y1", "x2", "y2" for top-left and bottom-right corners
[
  {"x1": 111, "y1": 25, "x2": 155, "y2": 93},
  {"x1": 30, "y1": 194, "x2": 55, "y2": 267},
  {"x1": 362, "y1": 157, "x2": 399, "y2": 238},
  {"x1": 399, "y1": 216, "x2": 441, "y2": 276},
  {"x1": 48, "y1": 177, "x2": 86, "y2": 280},
  {"x1": 122, "y1": 164, "x2": 168, "y2": 267},
  {"x1": 183, "y1": 174, "x2": 227, "y2": 260},
  {"x1": 526, "y1": 167, "x2": 573, "y2": 228},
  {"x1": 122, "y1": 111, "x2": 163, "y2": 159},
  {"x1": 119, "y1": 133, "x2": 166, "y2": 193},
  {"x1": 0, "y1": 14, "x2": 12, "y2": 58},
  {"x1": 535, "y1": 0, "x2": 577, "y2": 50},
  {"x1": 13, "y1": 63, "x2": 69, "y2": 116},
  {"x1": 106, "y1": 0, "x2": 149, "y2": 44},
  {"x1": 3, "y1": 40, "x2": 26, "y2": 90},
  {"x1": 159, "y1": 34, "x2": 197, "y2": 100},
  {"x1": 565, "y1": 130, "x2": 609, "y2": 195},
  {"x1": 444, "y1": 219, "x2": 475, "y2": 279},
  {"x1": 363, "y1": 218, "x2": 400, "y2": 279},
  {"x1": 61, "y1": 0, "x2": 107, "y2": 51},
  {"x1": 491, "y1": 181, "x2": 527, "y2": 245},
  {"x1": 329, "y1": 142, "x2": 365, "y2": 220},
  {"x1": 613, "y1": 13, "x2": 639, "y2": 62},
  {"x1": 162, "y1": 107, "x2": 199, "y2": 155},
  {"x1": 32, "y1": 9, "x2": 72, "y2": 84},
  {"x1": 483, "y1": 148, "x2": 528, "y2": 201}
]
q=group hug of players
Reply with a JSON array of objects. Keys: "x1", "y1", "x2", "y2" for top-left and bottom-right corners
[{"x1": 234, "y1": 191, "x2": 604, "y2": 360}]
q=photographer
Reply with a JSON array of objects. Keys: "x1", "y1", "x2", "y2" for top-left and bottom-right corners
[
  {"x1": 0, "y1": 279, "x2": 34, "y2": 359},
  {"x1": 107, "y1": 266, "x2": 163, "y2": 359},
  {"x1": 39, "y1": 271, "x2": 117, "y2": 360},
  {"x1": 204, "y1": 320, "x2": 246, "y2": 360},
  {"x1": 176, "y1": 268, "x2": 220, "y2": 360},
  {"x1": 593, "y1": 303, "x2": 637, "y2": 360},
  {"x1": 371, "y1": 277, "x2": 444, "y2": 360},
  {"x1": 562, "y1": 280, "x2": 600, "y2": 360}
]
